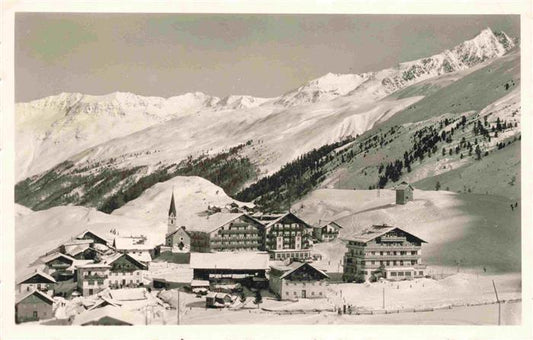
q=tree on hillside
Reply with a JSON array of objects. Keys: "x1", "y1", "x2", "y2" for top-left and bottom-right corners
[
  {"x1": 475, "y1": 145, "x2": 482, "y2": 160},
  {"x1": 435, "y1": 181, "x2": 441, "y2": 191},
  {"x1": 254, "y1": 290, "x2": 263, "y2": 308}
]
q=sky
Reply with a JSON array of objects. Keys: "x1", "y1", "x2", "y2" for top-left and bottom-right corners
[{"x1": 15, "y1": 14, "x2": 519, "y2": 102}]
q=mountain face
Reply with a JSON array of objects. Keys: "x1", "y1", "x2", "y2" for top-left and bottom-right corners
[
  {"x1": 275, "y1": 28, "x2": 515, "y2": 106},
  {"x1": 15, "y1": 28, "x2": 519, "y2": 214}
]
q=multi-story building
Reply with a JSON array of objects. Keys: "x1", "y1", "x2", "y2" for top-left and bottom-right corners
[
  {"x1": 106, "y1": 253, "x2": 147, "y2": 289},
  {"x1": 269, "y1": 262, "x2": 329, "y2": 300},
  {"x1": 313, "y1": 220, "x2": 342, "y2": 242},
  {"x1": 76, "y1": 263, "x2": 110, "y2": 296},
  {"x1": 17, "y1": 271, "x2": 56, "y2": 295},
  {"x1": 342, "y1": 224, "x2": 427, "y2": 282},
  {"x1": 255, "y1": 212, "x2": 313, "y2": 260},
  {"x1": 15, "y1": 290, "x2": 55, "y2": 324}
]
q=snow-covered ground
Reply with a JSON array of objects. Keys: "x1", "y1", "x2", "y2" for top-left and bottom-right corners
[{"x1": 295, "y1": 189, "x2": 520, "y2": 274}]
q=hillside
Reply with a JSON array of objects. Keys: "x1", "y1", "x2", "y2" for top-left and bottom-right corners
[
  {"x1": 15, "y1": 28, "x2": 519, "y2": 213},
  {"x1": 15, "y1": 175, "x2": 244, "y2": 279},
  {"x1": 293, "y1": 189, "x2": 520, "y2": 274}
]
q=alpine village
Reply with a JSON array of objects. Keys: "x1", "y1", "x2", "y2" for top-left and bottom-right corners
[{"x1": 16, "y1": 182, "x2": 430, "y2": 325}]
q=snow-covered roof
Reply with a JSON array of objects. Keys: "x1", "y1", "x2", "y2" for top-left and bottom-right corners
[
  {"x1": 77, "y1": 263, "x2": 110, "y2": 269},
  {"x1": 17, "y1": 270, "x2": 56, "y2": 285},
  {"x1": 346, "y1": 224, "x2": 427, "y2": 243},
  {"x1": 128, "y1": 252, "x2": 152, "y2": 263},
  {"x1": 65, "y1": 244, "x2": 91, "y2": 256},
  {"x1": 76, "y1": 229, "x2": 112, "y2": 244},
  {"x1": 166, "y1": 226, "x2": 188, "y2": 238},
  {"x1": 190, "y1": 252, "x2": 269, "y2": 270},
  {"x1": 16, "y1": 289, "x2": 55, "y2": 305},
  {"x1": 394, "y1": 181, "x2": 414, "y2": 191},
  {"x1": 63, "y1": 238, "x2": 93, "y2": 246},
  {"x1": 278, "y1": 262, "x2": 329, "y2": 280},
  {"x1": 72, "y1": 305, "x2": 143, "y2": 326},
  {"x1": 42, "y1": 252, "x2": 76, "y2": 264},
  {"x1": 109, "y1": 288, "x2": 147, "y2": 301},
  {"x1": 187, "y1": 213, "x2": 246, "y2": 233},
  {"x1": 257, "y1": 212, "x2": 313, "y2": 230},
  {"x1": 113, "y1": 236, "x2": 155, "y2": 251},
  {"x1": 103, "y1": 253, "x2": 147, "y2": 269},
  {"x1": 190, "y1": 280, "x2": 210, "y2": 287},
  {"x1": 314, "y1": 220, "x2": 342, "y2": 229}
]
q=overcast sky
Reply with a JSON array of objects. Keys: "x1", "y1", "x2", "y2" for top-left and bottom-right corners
[{"x1": 15, "y1": 14, "x2": 519, "y2": 102}]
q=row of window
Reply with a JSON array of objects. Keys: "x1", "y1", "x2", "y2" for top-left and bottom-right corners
[
  {"x1": 359, "y1": 260, "x2": 419, "y2": 266},
  {"x1": 285, "y1": 291, "x2": 323, "y2": 296},
  {"x1": 351, "y1": 250, "x2": 418, "y2": 256},
  {"x1": 109, "y1": 271, "x2": 140, "y2": 276},
  {"x1": 285, "y1": 281, "x2": 325, "y2": 286}
]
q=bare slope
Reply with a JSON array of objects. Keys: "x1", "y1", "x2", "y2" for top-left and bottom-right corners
[{"x1": 294, "y1": 189, "x2": 520, "y2": 273}]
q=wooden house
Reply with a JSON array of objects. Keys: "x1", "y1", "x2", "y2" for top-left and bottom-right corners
[
  {"x1": 43, "y1": 253, "x2": 76, "y2": 281},
  {"x1": 394, "y1": 181, "x2": 414, "y2": 205},
  {"x1": 342, "y1": 224, "x2": 427, "y2": 282},
  {"x1": 269, "y1": 262, "x2": 329, "y2": 300},
  {"x1": 105, "y1": 253, "x2": 147, "y2": 289},
  {"x1": 313, "y1": 220, "x2": 342, "y2": 242},
  {"x1": 76, "y1": 263, "x2": 110, "y2": 297},
  {"x1": 17, "y1": 271, "x2": 56, "y2": 295},
  {"x1": 15, "y1": 289, "x2": 55, "y2": 323},
  {"x1": 255, "y1": 212, "x2": 313, "y2": 260}
]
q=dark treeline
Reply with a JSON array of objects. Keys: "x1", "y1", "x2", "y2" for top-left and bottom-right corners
[{"x1": 235, "y1": 137, "x2": 355, "y2": 211}]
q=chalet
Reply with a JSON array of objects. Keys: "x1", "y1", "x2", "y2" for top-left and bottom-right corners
[
  {"x1": 342, "y1": 224, "x2": 427, "y2": 282},
  {"x1": 76, "y1": 229, "x2": 112, "y2": 246},
  {"x1": 165, "y1": 226, "x2": 191, "y2": 252},
  {"x1": 255, "y1": 212, "x2": 313, "y2": 260},
  {"x1": 105, "y1": 253, "x2": 147, "y2": 289},
  {"x1": 113, "y1": 236, "x2": 155, "y2": 263},
  {"x1": 190, "y1": 252, "x2": 268, "y2": 287},
  {"x1": 61, "y1": 239, "x2": 93, "y2": 258},
  {"x1": 42, "y1": 253, "x2": 76, "y2": 281},
  {"x1": 269, "y1": 262, "x2": 329, "y2": 300},
  {"x1": 395, "y1": 181, "x2": 414, "y2": 205},
  {"x1": 185, "y1": 213, "x2": 265, "y2": 253},
  {"x1": 15, "y1": 289, "x2": 55, "y2": 323},
  {"x1": 76, "y1": 263, "x2": 110, "y2": 297},
  {"x1": 17, "y1": 271, "x2": 56, "y2": 295},
  {"x1": 313, "y1": 220, "x2": 342, "y2": 242}
]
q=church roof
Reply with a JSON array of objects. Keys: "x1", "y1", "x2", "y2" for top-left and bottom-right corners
[
  {"x1": 169, "y1": 192, "x2": 177, "y2": 217},
  {"x1": 394, "y1": 181, "x2": 414, "y2": 190}
]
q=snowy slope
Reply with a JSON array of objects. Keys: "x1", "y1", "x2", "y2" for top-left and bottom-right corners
[
  {"x1": 15, "y1": 91, "x2": 222, "y2": 180},
  {"x1": 15, "y1": 28, "x2": 514, "y2": 184},
  {"x1": 111, "y1": 176, "x2": 253, "y2": 226},
  {"x1": 294, "y1": 189, "x2": 520, "y2": 273},
  {"x1": 15, "y1": 176, "x2": 245, "y2": 278}
]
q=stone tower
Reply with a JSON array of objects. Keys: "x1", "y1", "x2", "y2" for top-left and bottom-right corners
[{"x1": 168, "y1": 191, "x2": 177, "y2": 234}]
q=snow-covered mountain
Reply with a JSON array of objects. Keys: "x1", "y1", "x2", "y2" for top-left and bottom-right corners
[
  {"x1": 15, "y1": 28, "x2": 518, "y2": 213},
  {"x1": 275, "y1": 28, "x2": 515, "y2": 106}
]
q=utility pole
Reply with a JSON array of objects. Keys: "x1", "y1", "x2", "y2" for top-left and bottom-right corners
[{"x1": 492, "y1": 280, "x2": 501, "y2": 325}]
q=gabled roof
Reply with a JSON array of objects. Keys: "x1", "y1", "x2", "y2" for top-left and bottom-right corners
[
  {"x1": 109, "y1": 288, "x2": 147, "y2": 301},
  {"x1": 314, "y1": 220, "x2": 343, "y2": 229},
  {"x1": 72, "y1": 305, "x2": 143, "y2": 325},
  {"x1": 394, "y1": 181, "x2": 414, "y2": 190},
  {"x1": 190, "y1": 252, "x2": 269, "y2": 270},
  {"x1": 166, "y1": 226, "x2": 189, "y2": 238},
  {"x1": 278, "y1": 262, "x2": 329, "y2": 280},
  {"x1": 17, "y1": 270, "x2": 56, "y2": 285},
  {"x1": 16, "y1": 289, "x2": 55, "y2": 305},
  {"x1": 258, "y1": 212, "x2": 313, "y2": 230},
  {"x1": 87, "y1": 296, "x2": 122, "y2": 311},
  {"x1": 42, "y1": 252, "x2": 76, "y2": 265},
  {"x1": 186, "y1": 213, "x2": 263, "y2": 234},
  {"x1": 346, "y1": 224, "x2": 427, "y2": 244},
  {"x1": 104, "y1": 253, "x2": 147, "y2": 270},
  {"x1": 76, "y1": 229, "x2": 112, "y2": 245},
  {"x1": 65, "y1": 244, "x2": 91, "y2": 256}
]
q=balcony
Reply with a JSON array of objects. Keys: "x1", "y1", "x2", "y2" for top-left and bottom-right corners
[
  {"x1": 380, "y1": 236, "x2": 406, "y2": 242},
  {"x1": 346, "y1": 244, "x2": 421, "y2": 251}
]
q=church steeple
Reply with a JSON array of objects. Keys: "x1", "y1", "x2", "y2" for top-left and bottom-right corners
[{"x1": 168, "y1": 190, "x2": 177, "y2": 233}]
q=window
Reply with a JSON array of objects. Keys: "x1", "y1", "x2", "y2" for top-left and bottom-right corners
[
  {"x1": 319, "y1": 292, "x2": 323, "y2": 296},
  {"x1": 391, "y1": 272, "x2": 397, "y2": 276},
  {"x1": 294, "y1": 291, "x2": 297, "y2": 295},
  {"x1": 311, "y1": 292, "x2": 315, "y2": 296},
  {"x1": 419, "y1": 271, "x2": 423, "y2": 275},
  {"x1": 406, "y1": 272, "x2": 411, "y2": 276},
  {"x1": 33, "y1": 311, "x2": 38, "y2": 318},
  {"x1": 411, "y1": 251, "x2": 417, "y2": 255},
  {"x1": 398, "y1": 272, "x2": 404, "y2": 276},
  {"x1": 380, "y1": 252, "x2": 383, "y2": 256},
  {"x1": 286, "y1": 292, "x2": 289, "y2": 296}
]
